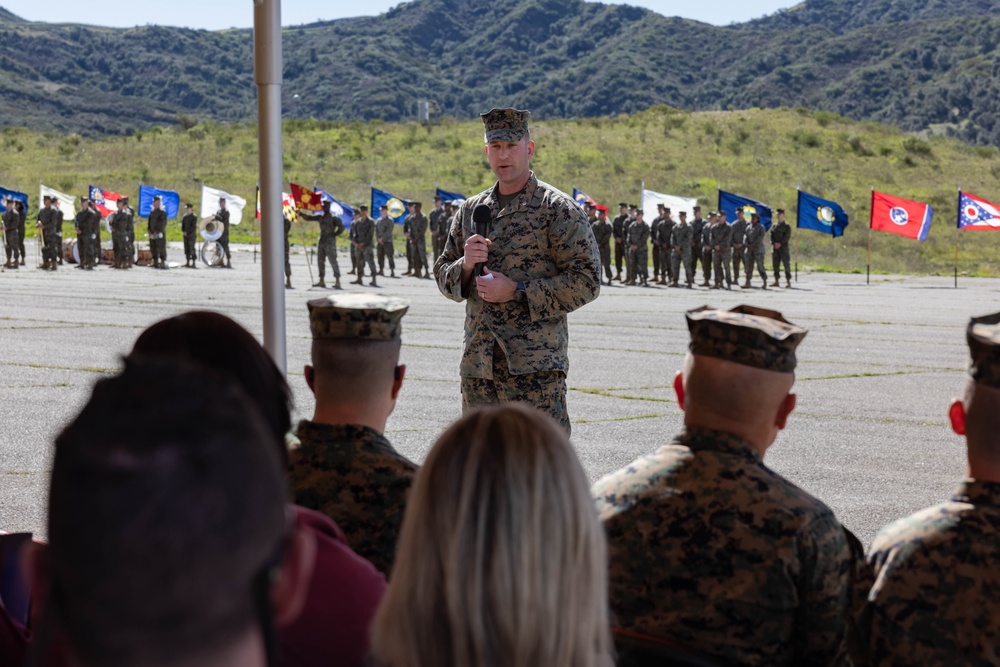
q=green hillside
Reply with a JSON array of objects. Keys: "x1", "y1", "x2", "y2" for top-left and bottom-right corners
[
  {"x1": 1, "y1": 0, "x2": 1000, "y2": 146},
  {"x1": 2, "y1": 106, "x2": 999, "y2": 275}
]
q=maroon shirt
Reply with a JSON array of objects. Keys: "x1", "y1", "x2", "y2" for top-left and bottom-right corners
[{"x1": 280, "y1": 505, "x2": 387, "y2": 667}]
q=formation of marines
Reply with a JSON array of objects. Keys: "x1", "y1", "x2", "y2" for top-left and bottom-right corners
[{"x1": 595, "y1": 201, "x2": 795, "y2": 290}]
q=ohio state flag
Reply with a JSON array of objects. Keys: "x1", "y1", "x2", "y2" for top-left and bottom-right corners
[{"x1": 870, "y1": 191, "x2": 933, "y2": 241}]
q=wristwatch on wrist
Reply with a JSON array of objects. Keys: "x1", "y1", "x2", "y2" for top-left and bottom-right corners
[{"x1": 514, "y1": 280, "x2": 527, "y2": 303}]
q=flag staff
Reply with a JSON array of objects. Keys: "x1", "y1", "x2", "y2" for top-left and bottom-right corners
[
  {"x1": 794, "y1": 185, "x2": 799, "y2": 283},
  {"x1": 954, "y1": 187, "x2": 961, "y2": 289},
  {"x1": 867, "y1": 188, "x2": 873, "y2": 286},
  {"x1": 254, "y1": 0, "x2": 287, "y2": 374}
]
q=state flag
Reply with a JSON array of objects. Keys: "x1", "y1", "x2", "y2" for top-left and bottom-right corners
[
  {"x1": 40, "y1": 185, "x2": 76, "y2": 218},
  {"x1": 436, "y1": 187, "x2": 465, "y2": 204},
  {"x1": 316, "y1": 190, "x2": 355, "y2": 228},
  {"x1": 256, "y1": 187, "x2": 298, "y2": 223},
  {"x1": 573, "y1": 188, "x2": 596, "y2": 208},
  {"x1": 958, "y1": 191, "x2": 1000, "y2": 230},
  {"x1": 200, "y1": 185, "x2": 246, "y2": 226},
  {"x1": 0, "y1": 186, "x2": 28, "y2": 214},
  {"x1": 371, "y1": 187, "x2": 410, "y2": 225},
  {"x1": 89, "y1": 186, "x2": 125, "y2": 217},
  {"x1": 138, "y1": 185, "x2": 181, "y2": 218},
  {"x1": 290, "y1": 183, "x2": 323, "y2": 214},
  {"x1": 719, "y1": 190, "x2": 772, "y2": 230},
  {"x1": 870, "y1": 191, "x2": 932, "y2": 241},
  {"x1": 643, "y1": 189, "x2": 697, "y2": 220},
  {"x1": 796, "y1": 190, "x2": 849, "y2": 237}
]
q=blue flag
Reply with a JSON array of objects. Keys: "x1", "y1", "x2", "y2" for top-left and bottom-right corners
[
  {"x1": 797, "y1": 190, "x2": 849, "y2": 237},
  {"x1": 371, "y1": 187, "x2": 410, "y2": 226},
  {"x1": 0, "y1": 186, "x2": 28, "y2": 214},
  {"x1": 138, "y1": 185, "x2": 181, "y2": 218},
  {"x1": 719, "y1": 190, "x2": 773, "y2": 230},
  {"x1": 436, "y1": 187, "x2": 465, "y2": 203},
  {"x1": 317, "y1": 190, "x2": 356, "y2": 228},
  {"x1": 573, "y1": 188, "x2": 596, "y2": 208}
]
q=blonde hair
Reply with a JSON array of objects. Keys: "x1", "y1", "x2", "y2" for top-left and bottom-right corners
[{"x1": 372, "y1": 404, "x2": 610, "y2": 667}]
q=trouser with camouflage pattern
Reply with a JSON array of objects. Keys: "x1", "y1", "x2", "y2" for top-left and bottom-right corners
[{"x1": 461, "y1": 341, "x2": 570, "y2": 436}]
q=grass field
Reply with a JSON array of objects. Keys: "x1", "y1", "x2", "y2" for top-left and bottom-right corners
[{"x1": 2, "y1": 106, "x2": 999, "y2": 275}]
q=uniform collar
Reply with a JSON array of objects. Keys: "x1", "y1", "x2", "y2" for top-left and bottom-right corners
[
  {"x1": 951, "y1": 479, "x2": 1000, "y2": 508},
  {"x1": 674, "y1": 426, "x2": 763, "y2": 464},
  {"x1": 486, "y1": 172, "x2": 538, "y2": 216}
]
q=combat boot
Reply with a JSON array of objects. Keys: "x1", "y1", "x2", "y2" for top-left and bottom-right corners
[
  {"x1": 226, "y1": 258, "x2": 232, "y2": 269},
  {"x1": 390, "y1": 270, "x2": 395, "y2": 278},
  {"x1": 314, "y1": 279, "x2": 326, "y2": 288},
  {"x1": 742, "y1": 280, "x2": 751, "y2": 289},
  {"x1": 351, "y1": 276, "x2": 363, "y2": 285},
  {"x1": 285, "y1": 277, "x2": 292, "y2": 289},
  {"x1": 786, "y1": 279, "x2": 792, "y2": 288},
  {"x1": 770, "y1": 279, "x2": 780, "y2": 287},
  {"x1": 369, "y1": 278, "x2": 378, "y2": 287},
  {"x1": 334, "y1": 277, "x2": 341, "y2": 289},
  {"x1": 701, "y1": 280, "x2": 710, "y2": 287},
  {"x1": 614, "y1": 272, "x2": 621, "y2": 282}
]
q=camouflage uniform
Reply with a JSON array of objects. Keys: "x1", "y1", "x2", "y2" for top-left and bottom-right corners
[
  {"x1": 743, "y1": 220, "x2": 768, "y2": 287},
  {"x1": 863, "y1": 312, "x2": 1000, "y2": 667},
  {"x1": 317, "y1": 211, "x2": 344, "y2": 283},
  {"x1": 147, "y1": 206, "x2": 168, "y2": 268},
  {"x1": 17, "y1": 204, "x2": 26, "y2": 265},
  {"x1": 181, "y1": 210, "x2": 198, "y2": 265},
  {"x1": 3, "y1": 205, "x2": 20, "y2": 267},
  {"x1": 109, "y1": 207, "x2": 129, "y2": 268},
  {"x1": 771, "y1": 220, "x2": 792, "y2": 283},
  {"x1": 289, "y1": 421, "x2": 416, "y2": 576},
  {"x1": 375, "y1": 214, "x2": 395, "y2": 275},
  {"x1": 612, "y1": 209, "x2": 628, "y2": 279},
  {"x1": 659, "y1": 216, "x2": 675, "y2": 284},
  {"x1": 52, "y1": 205, "x2": 64, "y2": 264},
  {"x1": 37, "y1": 204, "x2": 58, "y2": 269},
  {"x1": 625, "y1": 218, "x2": 649, "y2": 286},
  {"x1": 351, "y1": 214, "x2": 377, "y2": 283},
  {"x1": 690, "y1": 214, "x2": 705, "y2": 278},
  {"x1": 216, "y1": 206, "x2": 231, "y2": 265},
  {"x1": 593, "y1": 305, "x2": 852, "y2": 667},
  {"x1": 669, "y1": 220, "x2": 693, "y2": 286},
  {"x1": 407, "y1": 211, "x2": 429, "y2": 278},
  {"x1": 283, "y1": 216, "x2": 292, "y2": 283},
  {"x1": 429, "y1": 205, "x2": 447, "y2": 261},
  {"x1": 592, "y1": 215, "x2": 613, "y2": 283},
  {"x1": 649, "y1": 212, "x2": 663, "y2": 281},
  {"x1": 731, "y1": 217, "x2": 747, "y2": 282},
  {"x1": 711, "y1": 219, "x2": 734, "y2": 288},
  {"x1": 433, "y1": 172, "x2": 601, "y2": 435}
]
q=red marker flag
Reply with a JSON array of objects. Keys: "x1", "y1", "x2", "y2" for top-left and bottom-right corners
[
  {"x1": 870, "y1": 191, "x2": 933, "y2": 241},
  {"x1": 289, "y1": 183, "x2": 323, "y2": 214}
]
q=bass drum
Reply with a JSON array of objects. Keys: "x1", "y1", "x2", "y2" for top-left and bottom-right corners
[
  {"x1": 201, "y1": 240, "x2": 225, "y2": 267},
  {"x1": 62, "y1": 240, "x2": 79, "y2": 264}
]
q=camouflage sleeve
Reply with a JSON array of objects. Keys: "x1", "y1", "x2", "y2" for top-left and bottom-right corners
[
  {"x1": 433, "y1": 207, "x2": 471, "y2": 303},
  {"x1": 523, "y1": 199, "x2": 601, "y2": 323},
  {"x1": 795, "y1": 512, "x2": 853, "y2": 667}
]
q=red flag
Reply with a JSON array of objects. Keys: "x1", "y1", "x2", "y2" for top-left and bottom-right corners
[
  {"x1": 289, "y1": 183, "x2": 323, "y2": 213},
  {"x1": 870, "y1": 191, "x2": 933, "y2": 241}
]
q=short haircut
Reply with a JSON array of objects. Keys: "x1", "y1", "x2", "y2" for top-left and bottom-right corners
[
  {"x1": 47, "y1": 358, "x2": 288, "y2": 667},
  {"x1": 311, "y1": 338, "x2": 401, "y2": 403},
  {"x1": 129, "y1": 311, "x2": 292, "y2": 460},
  {"x1": 373, "y1": 404, "x2": 610, "y2": 667}
]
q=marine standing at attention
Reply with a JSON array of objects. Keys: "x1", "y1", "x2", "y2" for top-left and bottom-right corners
[{"x1": 432, "y1": 108, "x2": 601, "y2": 435}]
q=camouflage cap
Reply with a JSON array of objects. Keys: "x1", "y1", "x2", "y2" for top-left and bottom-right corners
[
  {"x1": 685, "y1": 305, "x2": 807, "y2": 373},
  {"x1": 307, "y1": 293, "x2": 409, "y2": 341},
  {"x1": 967, "y1": 312, "x2": 1000, "y2": 388},
  {"x1": 481, "y1": 108, "x2": 530, "y2": 143}
]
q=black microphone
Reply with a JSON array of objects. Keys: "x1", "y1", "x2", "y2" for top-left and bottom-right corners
[{"x1": 472, "y1": 204, "x2": 492, "y2": 277}]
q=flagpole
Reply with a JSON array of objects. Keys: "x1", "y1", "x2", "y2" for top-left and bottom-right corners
[
  {"x1": 254, "y1": 0, "x2": 288, "y2": 373},
  {"x1": 867, "y1": 188, "x2": 874, "y2": 286},
  {"x1": 795, "y1": 185, "x2": 799, "y2": 283},
  {"x1": 954, "y1": 188, "x2": 961, "y2": 289}
]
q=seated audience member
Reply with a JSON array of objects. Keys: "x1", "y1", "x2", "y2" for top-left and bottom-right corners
[
  {"x1": 864, "y1": 311, "x2": 1000, "y2": 665},
  {"x1": 592, "y1": 305, "x2": 853, "y2": 667},
  {"x1": 130, "y1": 311, "x2": 387, "y2": 667},
  {"x1": 27, "y1": 359, "x2": 315, "y2": 667},
  {"x1": 371, "y1": 404, "x2": 612, "y2": 667},
  {"x1": 288, "y1": 294, "x2": 418, "y2": 575}
]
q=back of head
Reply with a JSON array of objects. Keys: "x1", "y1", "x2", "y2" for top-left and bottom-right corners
[
  {"x1": 46, "y1": 358, "x2": 288, "y2": 667},
  {"x1": 130, "y1": 311, "x2": 292, "y2": 451},
  {"x1": 372, "y1": 404, "x2": 609, "y2": 667},
  {"x1": 963, "y1": 312, "x2": 1000, "y2": 453},
  {"x1": 311, "y1": 338, "x2": 400, "y2": 404}
]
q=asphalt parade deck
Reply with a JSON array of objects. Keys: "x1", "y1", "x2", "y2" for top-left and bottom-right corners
[{"x1": 1, "y1": 243, "x2": 998, "y2": 545}]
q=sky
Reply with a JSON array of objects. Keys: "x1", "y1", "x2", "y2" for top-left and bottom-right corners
[{"x1": 0, "y1": 0, "x2": 797, "y2": 30}]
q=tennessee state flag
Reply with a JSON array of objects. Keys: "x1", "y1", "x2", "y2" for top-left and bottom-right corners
[
  {"x1": 289, "y1": 183, "x2": 323, "y2": 214},
  {"x1": 870, "y1": 191, "x2": 933, "y2": 241}
]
